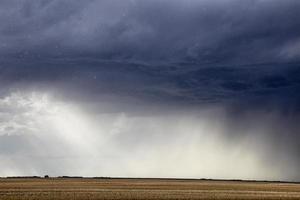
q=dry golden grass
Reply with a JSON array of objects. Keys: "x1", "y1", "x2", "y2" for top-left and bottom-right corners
[{"x1": 0, "y1": 178, "x2": 300, "y2": 200}]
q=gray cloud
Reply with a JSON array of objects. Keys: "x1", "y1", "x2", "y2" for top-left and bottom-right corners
[
  {"x1": 0, "y1": 91, "x2": 299, "y2": 181},
  {"x1": 0, "y1": 0, "x2": 299, "y2": 107},
  {"x1": 1, "y1": 58, "x2": 299, "y2": 109},
  {"x1": 1, "y1": 0, "x2": 300, "y2": 63}
]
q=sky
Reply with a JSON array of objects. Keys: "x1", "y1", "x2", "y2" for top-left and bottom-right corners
[{"x1": 0, "y1": 0, "x2": 300, "y2": 181}]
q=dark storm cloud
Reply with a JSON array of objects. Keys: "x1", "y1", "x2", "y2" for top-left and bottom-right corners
[
  {"x1": 1, "y1": 58, "x2": 299, "y2": 110},
  {"x1": 1, "y1": 0, "x2": 300, "y2": 63},
  {"x1": 0, "y1": 0, "x2": 299, "y2": 107}
]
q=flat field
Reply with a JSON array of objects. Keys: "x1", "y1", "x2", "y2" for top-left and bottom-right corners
[{"x1": 0, "y1": 178, "x2": 300, "y2": 200}]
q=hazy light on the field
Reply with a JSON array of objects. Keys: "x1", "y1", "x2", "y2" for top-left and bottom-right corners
[{"x1": 0, "y1": 91, "x2": 288, "y2": 180}]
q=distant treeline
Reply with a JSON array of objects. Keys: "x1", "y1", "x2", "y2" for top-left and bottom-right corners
[
  {"x1": 2, "y1": 176, "x2": 113, "y2": 179},
  {"x1": 4, "y1": 176, "x2": 43, "y2": 179},
  {"x1": 1, "y1": 176, "x2": 299, "y2": 184}
]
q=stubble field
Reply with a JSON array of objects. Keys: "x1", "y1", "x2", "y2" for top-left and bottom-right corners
[{"x1": 0, "y1": 178, "x2": 300, "y2": 200}]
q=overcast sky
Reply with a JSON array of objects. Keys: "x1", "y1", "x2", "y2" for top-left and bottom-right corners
[{"x1": 0, "y1": 0, "x2": 300, "y2": 181}]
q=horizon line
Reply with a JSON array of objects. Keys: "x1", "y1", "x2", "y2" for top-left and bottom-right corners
[{"x1": 1, "y1": 176, "x2": 299, "y2": 184}]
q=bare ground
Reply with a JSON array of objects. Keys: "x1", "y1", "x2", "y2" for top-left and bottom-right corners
[{"x1": 0, "y1": 178, "x2": 300, "y2": 200}]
